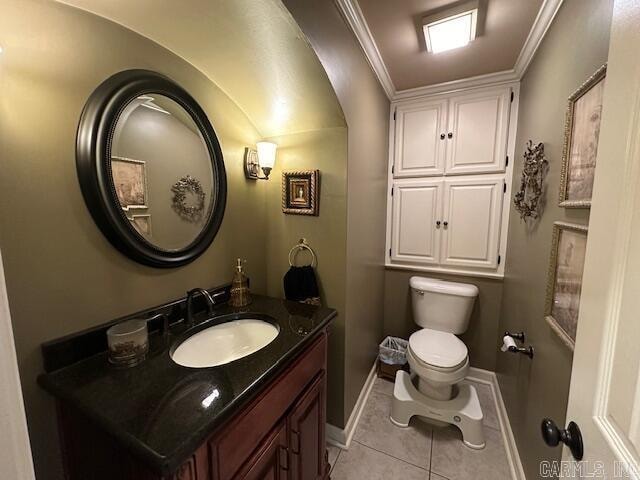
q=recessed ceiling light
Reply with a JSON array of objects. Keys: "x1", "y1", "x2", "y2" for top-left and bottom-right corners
[{"x1": 423, "y1": 5, "x2": 478, "y2": 54}]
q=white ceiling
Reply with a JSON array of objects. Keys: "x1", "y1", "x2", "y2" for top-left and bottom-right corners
[
  {"x1": 357, "y1": 0, "x2": 544, "y2": 91},
  {"x1": 337, "y1": 0, "x2": 562, "y2": 98}
]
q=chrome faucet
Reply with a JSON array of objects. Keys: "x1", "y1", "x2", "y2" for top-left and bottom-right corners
[{"x1": 185, "y1": 288, "x2": 215, "y2": 328}]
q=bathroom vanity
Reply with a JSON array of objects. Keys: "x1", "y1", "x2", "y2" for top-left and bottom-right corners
[{"x1": 39, "y1": 290, "x2": 335, "y2": 480}]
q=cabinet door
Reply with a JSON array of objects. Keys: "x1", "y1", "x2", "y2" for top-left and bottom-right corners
[
  {"x1": 440, "y1": 177, "x2": 504, "y2": 269},
  {"x1": 173, "y1": 458, "x2": 197, "y2": 480},
  {"x1": 390, "y1": 180, "x2": 443, "y2": 265},
  {"x1": 234, "y1": 423, "x2": 288, "y2": 480},
  {"x1": 289, "y1": 374, "x2": 327, "y2": 480},
  {"x1": 394, "y1": 99, "x2": 447, "y2": 177},
  {"x1": 445, "y1": 88, "x2": 511, "y2": 175}
]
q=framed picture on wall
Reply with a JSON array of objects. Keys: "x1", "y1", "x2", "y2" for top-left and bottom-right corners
[
  {"x1": 111, "y1": 156, "x2": 148, "y2": 210},
  {"x1": 282, "y1": 170, "x2": 320, "y2": 216},
  {"x1": 130, "y1": 214, "x2": 152, "y2": 237},
  {"x1": 559, "y1": 64, "x2": 607, "y2": 208},
  {"x1": 544, "y1": 222, "x2": 589, "y2": 350}
]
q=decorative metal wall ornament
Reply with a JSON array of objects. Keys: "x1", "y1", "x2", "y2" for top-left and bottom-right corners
[
  {"x1": 513, "y1": 140, "x2": 549, "y2": 221},
  {"x1": 171, "y1": 175, "x2": 206, "y2": 223}
]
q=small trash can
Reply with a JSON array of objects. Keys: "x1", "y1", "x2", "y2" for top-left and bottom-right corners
[{"x1": 377, "y1": 336, "x2": 409, "y2": 381}]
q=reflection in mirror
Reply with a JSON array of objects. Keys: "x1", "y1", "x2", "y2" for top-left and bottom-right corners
[{"x1": 111, "y1": 94, "x2": 215, "y2": 252}]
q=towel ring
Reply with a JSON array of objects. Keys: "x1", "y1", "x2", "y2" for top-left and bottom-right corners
[{"x1": 288, "y1": 238, "x2": 316, "y2": 267}]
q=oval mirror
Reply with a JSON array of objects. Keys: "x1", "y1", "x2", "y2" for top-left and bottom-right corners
[{"x1": 76, "y1": 70, "x2": 226, "y2": 267}]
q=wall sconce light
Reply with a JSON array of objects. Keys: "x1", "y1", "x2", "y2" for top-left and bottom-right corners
[{"x1": 244, "y1": 141, "x2": 277, "y2": 180}]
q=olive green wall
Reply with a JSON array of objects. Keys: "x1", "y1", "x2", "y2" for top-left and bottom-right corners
[
  {"x1": 283, "y1": 0, "x2": 390, "y2": 428},
  {"x1": 384, "y1": 270, "x2": 504, "y2": 371},
  {"x1": 263, "y1": 128, "x2": 348, "y2": 426},
  {"x1": 0, "y1": 2, "x2": 269, "y2": 478},
  {"x1": 496, "y1": 0, "x2": 613, "y2": 478}
]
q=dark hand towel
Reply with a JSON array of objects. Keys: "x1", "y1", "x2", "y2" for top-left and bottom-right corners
[{"x1": 283, "y1": 265, "x2": 320, "y2": 305}]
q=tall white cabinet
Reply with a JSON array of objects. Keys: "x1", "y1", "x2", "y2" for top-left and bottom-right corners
[{"x1": 386, "y1": 84, "x2": 518, "y2": 278}]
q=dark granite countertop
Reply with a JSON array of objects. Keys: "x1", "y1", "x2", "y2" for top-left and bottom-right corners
[{"x1": 38, "y1": 295, "x2": 335, "y2": 476}]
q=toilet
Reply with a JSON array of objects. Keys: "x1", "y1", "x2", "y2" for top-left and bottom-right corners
[{"x1": 390, "y1": 276, "x2": 485, "y2": 449}]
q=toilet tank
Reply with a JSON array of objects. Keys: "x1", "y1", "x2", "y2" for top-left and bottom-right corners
[{"x1": 409, "y1": 277, "x2": 479, "y2": 334}]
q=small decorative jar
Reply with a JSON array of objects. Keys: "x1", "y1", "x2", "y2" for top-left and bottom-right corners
[{"x1": 106, "y1": 319, "x2": 149, "y2": 367}]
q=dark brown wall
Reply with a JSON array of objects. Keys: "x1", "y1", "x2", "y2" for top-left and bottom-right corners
[
  {"x1": 0, "y1": 2, "x2": 268, "y2": 478},
  {"x1": 496, "y1": 0, "x2": 613, "y2": 478},
  {"x1": 384, "y1": 270, "x2": 503, "y2": 371},
  {"x1": 283, "y1": 0, "x2": 390, "y2": 427}
]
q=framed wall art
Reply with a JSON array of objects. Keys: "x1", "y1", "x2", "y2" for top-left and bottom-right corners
[
  {"x1": 111, "y1": 156, "x2": 148, "y2": 210},
  {"x1": 282, "y1": 170, "x2": 320, "y2": 216},
  {"x1": 130, "y1": 214, "x2": 152, "y2": 237},
  {"x1": 544, "y1": 221, "x2": 589, "y2": 351},
  {"x1": 559, "y1": 64, "x2": 607, "y2": 208}
]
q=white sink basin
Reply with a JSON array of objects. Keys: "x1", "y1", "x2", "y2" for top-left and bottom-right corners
[{"x1": 171, "y1": 319, "x2": 279, "y2": 368}]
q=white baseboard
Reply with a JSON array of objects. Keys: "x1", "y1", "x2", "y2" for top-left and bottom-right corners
[
  {"x1": 468, "y1": 367, "x2": 526, "y2": 480},
  {"x1": 326, "y1": 361, "x2": 378, "y2": 449}
]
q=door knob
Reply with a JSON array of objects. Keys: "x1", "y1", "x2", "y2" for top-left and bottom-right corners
[{"x1": 541, "y1": 418, "x2": 583, "y2": 460}]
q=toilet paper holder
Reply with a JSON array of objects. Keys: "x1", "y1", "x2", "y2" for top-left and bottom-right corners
[
  {"x1": 504, "y1": 331, "x2": 525, "y2": 342},
  {"x1": 503, "y1": 331, "x2": 534, "y2": 359}
]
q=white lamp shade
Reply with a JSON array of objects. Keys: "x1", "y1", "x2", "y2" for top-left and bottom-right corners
[{"x1": 257, "y1": 142, "x2": 277, "y2": 169}]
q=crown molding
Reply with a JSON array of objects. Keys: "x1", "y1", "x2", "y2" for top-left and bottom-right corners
[
  {"x1": 334, "y1": 0, "x2": 395, "y2": 98},
  {"x1": 393, "y1": 69, "x2": 518, "y2": 101},
  {"x1": 513, "y1": 0, "x2": 564, "y2": 77},
  {"x1": 336, "y1": 0, "x2": 564, "y2": 101}
]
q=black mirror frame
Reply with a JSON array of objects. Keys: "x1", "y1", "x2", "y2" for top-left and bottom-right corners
[{"x1": 76, "y1": 70, "x2": 227, "y2": 268}]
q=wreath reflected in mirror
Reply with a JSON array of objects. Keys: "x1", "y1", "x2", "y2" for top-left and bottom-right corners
[
  {"x1": 171, "y1": 175, "x2": 206, "y2": 223},
  {"x1": 514, "y1": 140, "x2": 548, "y2": 222}
]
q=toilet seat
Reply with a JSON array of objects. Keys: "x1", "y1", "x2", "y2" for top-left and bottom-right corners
[{"x1": 408, "y1": 328, "x2": 468, "y2": 370}]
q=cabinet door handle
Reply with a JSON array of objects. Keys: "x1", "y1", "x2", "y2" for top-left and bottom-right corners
[
  {"x1": 291, "y1": 430, "x2": 300, "y2": 454},
  {"x1": 279, "y1": 446, "x2": 289, "y2": 471},
  {"x1": 447, "y1": 132, "x2": 453, "y2": 139},
  {"x1": 440, "y1": 133, "x2": 445, "y2": 140},
  {"x1": 436, "y1": 221, "x2": 441, "y2": 228}
]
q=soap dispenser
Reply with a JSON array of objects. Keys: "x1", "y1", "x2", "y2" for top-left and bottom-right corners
[{"x1": 229, "y1": 258, "x2": 251, "y2": 307}]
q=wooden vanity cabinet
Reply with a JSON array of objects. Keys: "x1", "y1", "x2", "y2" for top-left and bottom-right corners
[{"x1": 58, "y1": 331, "x2": 330, "y2": 480}]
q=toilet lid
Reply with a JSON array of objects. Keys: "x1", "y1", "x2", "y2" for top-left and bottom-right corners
[{"x1": 408, "y1": 329, "x2": 468, "y2": 369}]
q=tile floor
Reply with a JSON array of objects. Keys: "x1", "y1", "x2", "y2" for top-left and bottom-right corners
[{"x1": 327, "y1": 377, "x2": 513, "y2": 480}]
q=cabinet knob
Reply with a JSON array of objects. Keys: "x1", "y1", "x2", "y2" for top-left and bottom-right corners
[
  {"x1": 436, "y1": 221, "x2": 441, "y2": 228},
  {"x1": 443, "y1": 221, "x2": 449, "y2": 227},
  {"x1": 440, "y1": 133, "x2": 445, "y2": 140},
  {"x1": 447, "y1": 132, "x2": 453, "y2": 139}
]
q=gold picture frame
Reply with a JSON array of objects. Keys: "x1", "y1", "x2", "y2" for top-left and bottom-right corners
[
  {"x1": 559, "y1": 64, "x2": 607, "y2": 208},
  {"x1": 130, "y1": 214, "x2": 152, "y2": 237},
  {"x1": 282, "y1": 170, "x2": 320, "y2": 216},
  {"x1": 111, "y1": 156, "x2": 148, "y2": 210},
  {"x1": 544, "y1": 221, "x2": 589, "y2": 351}
]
